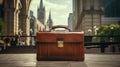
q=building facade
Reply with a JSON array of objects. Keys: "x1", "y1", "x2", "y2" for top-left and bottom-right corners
[
  {"x1": 103, "y1": 0, "x2": 120, "y2": 25},
  {"x1": 37, "y1": 0, "x2": 46, "y2": 25},
  {"x1": 104, "y1": 0, "x2": 120, "y2": 17},
  {"x1": 30, "y1": 10, "x2": 45, "y2": 45},
  {"x1": 19, "y1": 0, "x2": 31, "y2": 37},
  {"x1": 35, "y1": 19, "x2": 45, "y2": 32},
  {"x1": 3, "y1": 0, "x2": 31, "y2": 45},
  {"x1": 4, "y1": 0, "x2": 22, "y2": 35},
  {"x1": 68, "y1": 13, "x2": 73, "y2": 31},
  {"x1": 73, "y1": 0, "x2": 104, "y2": 35},
  {"x1": 73, "y1": 0, "x2": 120, "y2": 53},
  {"x1": 30, "y1": 10, "x2": 45, "y2": 36},
  {"x1": 102, "y1": 18, "x2": 120, "y2": 25}
]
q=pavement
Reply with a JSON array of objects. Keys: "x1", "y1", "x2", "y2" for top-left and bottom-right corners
[{"x1": 0, "y1": 54, "x2": 120, "y2": 67}]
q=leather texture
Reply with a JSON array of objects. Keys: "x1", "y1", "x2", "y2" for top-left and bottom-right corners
[{"x1": 36, "y1": 32, "x2": 84, "y2": 61}]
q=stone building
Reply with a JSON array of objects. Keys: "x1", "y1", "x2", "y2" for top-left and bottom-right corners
[
  {"x1": 73, "y1": 0, "x2": 120, "y2": 53},
  {"x1": 30, "y1": 10, "x2": 45, "y2": 45},
  {"x1": 19, "y1": 0, "x2": 31, "y2": 37},
  {"x1": 73, "y1": 0, "x2": 104, "y2": 35},
  {"x1": 37, "y1": 0, "x2": 46, "y2": 25},
  {"x1": 4, "y1": 0, "x2": 22, "y2": 35},
  {"x1": 3, "y1": 0, "x2": 31, "y2": 45},
  {"x1": 3, "y1": 0, "x2": 31, "y2": 36},
  {"x1": 35, "y1": 19, "x2": 45, "y2": 32},
  {"x1": 30, "y1": 10, "x2": 45, "y2": 36}
]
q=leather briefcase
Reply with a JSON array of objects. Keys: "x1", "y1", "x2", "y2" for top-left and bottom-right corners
[{"x1": 36, "y1": 25, "x2": 84, "y2": 61}]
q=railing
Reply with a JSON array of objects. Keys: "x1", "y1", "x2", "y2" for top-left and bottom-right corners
[
  {"x1": 85, "y1": 36, "x2": 120, "y2": 45},
  {"x1": 0, "y1": 36, "x2": 36, "y2": 50},
  {"x1": 0, "y1": 36, "x2": 120, "y2": 53},
  {"x1": 84, "y1": 36, "x2": 120, "y2": 53}
]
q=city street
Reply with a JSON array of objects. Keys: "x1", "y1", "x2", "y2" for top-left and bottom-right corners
[
  {"x1": 0, "y1": 0, "x2": 120, "y2": 67},
  {"x1": 0, "y1": 54, "x2": 120, "y2": 67}
]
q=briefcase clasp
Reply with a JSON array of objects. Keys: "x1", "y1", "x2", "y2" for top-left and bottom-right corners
[{"x1": 57, "y1": 41, "x2": 64, "y2": 48}]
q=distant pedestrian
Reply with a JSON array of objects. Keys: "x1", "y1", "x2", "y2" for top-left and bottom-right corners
[
  {"x1": 4, "y1": 37, "x2": 11, "y2": 46},
  {"x1": 15, "y1": 34, "x2": 20, "y2": 46},
  {"x1": 100, "y1": 44, "x2": 105, "y2": 53},
  {"x1": 20, "y1": 41, "x2": 25, "y2": 46},
  {"x1": 11, "y1": 38, "x2": 16, "y2": 46}
]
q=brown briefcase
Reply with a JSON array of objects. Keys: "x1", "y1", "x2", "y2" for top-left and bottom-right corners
[{"x1": 36, "y1": 25, "x2": 84, "y2": 61}]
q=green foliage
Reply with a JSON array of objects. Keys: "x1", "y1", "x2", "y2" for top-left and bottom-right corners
[
  {"x1": 0, "y1": 18, "x2": 4, "y2": 36},
  {"x1": 97, "y1": 24, "x2": 120, "y2": 36}
]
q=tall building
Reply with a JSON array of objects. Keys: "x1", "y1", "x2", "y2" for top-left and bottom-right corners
[
  {"x1": 47, "y1": 10, "x2": 53, "y2": 29},
  {"x1": 104, "y1": 0, "x2": 120, "y2": 17},
  {"x1": 102, "y1": 0, "x2": 120, "y2": 25},
  {"x1": 68, "y1": 13, "x2": 73, "y2": 31},
  {"x1": 37, "y1": 0, "x2": 46, "y2": 25},
  {"x1": 73, "y1": 0, "x2": 104, "y2": 35}
]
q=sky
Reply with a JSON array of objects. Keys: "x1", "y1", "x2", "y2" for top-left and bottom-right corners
[{"x1": 29, "y1": 0, "x2": 72, "y2": 26}]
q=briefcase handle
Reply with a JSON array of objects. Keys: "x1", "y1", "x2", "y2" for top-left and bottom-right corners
[{"x1": 50, "y1": 25, "x2": 71, "y2": 32}]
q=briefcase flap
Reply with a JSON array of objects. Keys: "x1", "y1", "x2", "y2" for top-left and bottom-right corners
[{"x1": 36, "y1": 32, "x2": 84, "y2": 43}]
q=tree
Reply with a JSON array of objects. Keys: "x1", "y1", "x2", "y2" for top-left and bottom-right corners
[
  {"x1": 97, "y1": 24, "x2": 120, "y2": 44},
  {"x1": 97, "y1": 24, "x2": 120, "y2": 36},
  {"x1": 97, "y1": 24, "x2": 120, "y2": 51}
]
